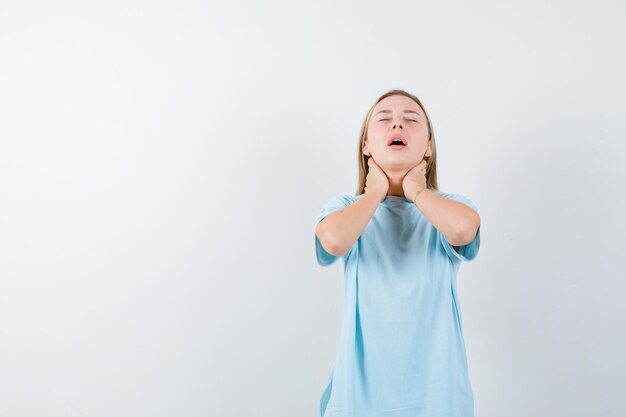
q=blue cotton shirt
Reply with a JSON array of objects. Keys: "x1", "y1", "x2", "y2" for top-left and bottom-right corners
[{"x1": 314, "y1": 191, "x2": 481, "y2": 417}]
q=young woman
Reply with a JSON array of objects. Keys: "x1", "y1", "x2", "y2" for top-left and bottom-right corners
[{"x1": 314, "y1": 89, "x2": 481, "y2": 417}]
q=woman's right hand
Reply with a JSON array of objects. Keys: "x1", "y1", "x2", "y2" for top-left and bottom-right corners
[{"x1": 365, "y1": 156, "x2": 389, "y2": 201}]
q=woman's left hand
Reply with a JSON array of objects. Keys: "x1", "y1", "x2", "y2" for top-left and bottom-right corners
[{"x1": 402, "y1": 159, "x2": 428, "y2": 203}]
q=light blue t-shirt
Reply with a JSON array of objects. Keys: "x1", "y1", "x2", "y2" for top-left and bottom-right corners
[{"x1": 314, "y1": 191, "x2": 481, "y2": 417}]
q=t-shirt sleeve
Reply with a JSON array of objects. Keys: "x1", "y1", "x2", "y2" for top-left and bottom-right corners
[
  {"x1": 314, "y1": 194, "x2": 357, "y2": 267},
  {"x1": 438, "y1": 193, "x2": 481, "y2": 262}
]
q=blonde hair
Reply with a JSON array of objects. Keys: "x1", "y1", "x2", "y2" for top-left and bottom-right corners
[{"x1": 355, "y1": 89, "x2": 439, "y2": 196}]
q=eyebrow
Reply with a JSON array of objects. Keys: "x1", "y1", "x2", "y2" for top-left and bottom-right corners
[{"x1": 374, "y1": 109, "x2": 422, "y2": 118}]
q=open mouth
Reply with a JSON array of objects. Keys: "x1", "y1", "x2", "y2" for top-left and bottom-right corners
[
  {"x1": 388, "y1": 139, "x2": 406, "y2": 147},
  {"x1": 387, "y1": 135, "x2": 408, "y2": 148},
  {"x1": 387, "y1": 137, "x2": 407, "y2": 150}
]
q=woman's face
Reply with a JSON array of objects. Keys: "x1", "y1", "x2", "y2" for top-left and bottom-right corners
[{"x1": 365, "y1": 95, "x2": 431, "y2": 170}]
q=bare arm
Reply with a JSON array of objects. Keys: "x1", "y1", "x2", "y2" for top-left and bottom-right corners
[
  {"x1": 315, "y1": 192, "x2": 382, "y2": 257},
  {"x1": 414, "y1": 190, "x2": 480, "y2": 246}
]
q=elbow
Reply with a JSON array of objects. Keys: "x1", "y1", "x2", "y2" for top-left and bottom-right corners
[
  {"x1": 323, "y1": 231, "x2": 348, "y2": 257},
  {"x1": 316, "y1": 218, "x2": 351, "y2": 257},
  {"x1": 455, "y1": 212, "x2": 480, "y2": 246},
  {"x1": 316, "y1": 229, "x2": 344, "y2": 257}
]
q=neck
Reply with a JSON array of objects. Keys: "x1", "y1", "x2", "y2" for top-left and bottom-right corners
[{"x1": 384, "y1": 167, "x2": 407, "y2": 197}]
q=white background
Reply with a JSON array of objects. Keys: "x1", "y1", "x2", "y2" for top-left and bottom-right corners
[{"x1": 1, "y1": 1, "x2": 625, "y2": 416}]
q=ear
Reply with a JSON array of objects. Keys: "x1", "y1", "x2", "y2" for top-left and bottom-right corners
[
  {"x1": 363, "y1": 143, "x2": 370, "y2": 156},
  {"x1": 425, "y1": 144, "x2": 433, "y2": 158}
]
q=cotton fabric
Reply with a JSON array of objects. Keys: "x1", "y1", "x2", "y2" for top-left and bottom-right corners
[{"x1": 314, "y1": 191, "x2": 481, "y2": 417}]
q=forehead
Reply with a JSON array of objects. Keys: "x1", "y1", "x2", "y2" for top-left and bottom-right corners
[{"x1": 372, "y1": 95, "x2": 421, "y2": 115}]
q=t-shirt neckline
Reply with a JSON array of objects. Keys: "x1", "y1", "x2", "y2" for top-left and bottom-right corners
[
  {"x1": 380, "y1": 189, "x2": 442, "y2": 204},
  {"x1": 355, "y1": 190, "x2": 441, "y2": 204},
  {"x1": 382, "y1": 195, "x2": 412, "y2": 203}
]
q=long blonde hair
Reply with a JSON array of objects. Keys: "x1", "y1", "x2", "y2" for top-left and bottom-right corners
[{"x1": 355, "y1": 89, "x2": 439, "y2": 196}]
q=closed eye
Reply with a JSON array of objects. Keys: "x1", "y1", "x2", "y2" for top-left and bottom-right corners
[{"x1": 379, "y1": 118, "x2": 418, "y2": 122}]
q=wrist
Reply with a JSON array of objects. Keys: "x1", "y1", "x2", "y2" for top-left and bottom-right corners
[
  {"x1": 412, "y1": 186, "x2": 427, "y2": 204},
  {"x1": 365, "y1": 187, "x2": 388, "y2": 202}
]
